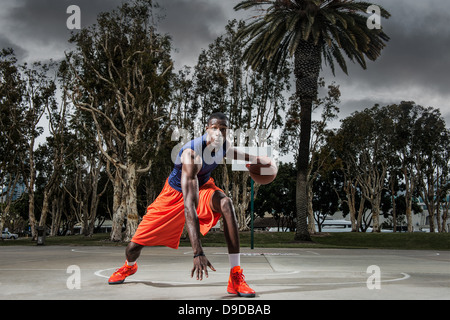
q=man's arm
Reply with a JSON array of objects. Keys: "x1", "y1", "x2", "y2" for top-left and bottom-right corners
[
  {"x1": 181, "y1": 148, "x2": 202, "y2": 255},
  {"x1": 180, "y1": 148, "x2": 215, "y2": 280},
  {"x1": 225, "y1": 145, "x2": 262, "y2": 164}
]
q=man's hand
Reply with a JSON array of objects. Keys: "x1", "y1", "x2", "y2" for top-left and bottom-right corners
[{"x1": 191, "y1": 255, "x2": 216, "y2": 280}]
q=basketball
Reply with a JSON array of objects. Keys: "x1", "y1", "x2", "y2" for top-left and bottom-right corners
[{"x1": 245, "y1": 156, "x2": 277, "y2": 185}]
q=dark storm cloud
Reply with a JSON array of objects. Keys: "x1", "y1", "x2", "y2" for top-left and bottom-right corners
[
  {"x1": 319, "y1": 0, "x2": 450, "y2": 123},
  {"x1": 0, "y1": 0, "x2": 448, "y2": 124},
  {"x1": 157, "y1": 0, "x2": 230, "y2": 68},
  {"x1": 0, "y1": 0, "x2": 230, "y2": 66},
  {"x1": 331, "y1": 0, "x2": 450, "y2": 95},
  {"x1": 0, "y1": 34, "x2": 27, "y2": 60},
  {"x1": 0, "y1": 0, "x2": 122, "y2": 61}
]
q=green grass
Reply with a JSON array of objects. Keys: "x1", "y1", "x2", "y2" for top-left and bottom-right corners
[
  {"x1": 0, "y1": 233, "x2": 115, "y2": 247},
  {"x1": 310, "y1": 232, "x2": 450, "y2": 250},
  {"x1": 196, "y1": 231, "x2": 450, "y2": 250},
  {"x1": 2, "y1": 231, "x2": 449, "y2": 250}
]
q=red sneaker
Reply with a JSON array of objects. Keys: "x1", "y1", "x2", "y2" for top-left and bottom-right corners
[
  {"x1": 108, "y1": 263, "x2": 138, "y2": 285},
  {"x1": 227, "y1": 266, "x2": 256, "y2": 297}
]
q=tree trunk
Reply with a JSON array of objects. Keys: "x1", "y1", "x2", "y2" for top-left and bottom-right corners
[
  {"x1": 371, "y1": 199, "x2": 381, "y2": 233},
  {"x1": 110, "y1": 170, "x2": 126, "y2": 241},
  {"x1": 27, "y1": 136, "x2": 37, "y2": 239},
  {"x1": 307, "y1": 183, "x2": 315, "y2": 234},
  {"x1": 50, "y1": 193, "x2": 64, "y2": 236},
  {"x1": 441, "y1": 201, "x2": 449, "y2": 233},
  {"x1": 293, "y1": 41, "x2": 322, "y2": 242},
  {"x1": 402, "y1": 158, "x2": 417, "y2": 233},
  {"x1": 423, "y1": 186, "x2": 436, "y2": 233},
  {"x1": 388, "y1": 175, "x2": 396, "y2": 233},
  {"x1": 232, "y1": 171, "x2": 252, "y2": 231},
  {"x1": 357, "y1": 197, "x2": 366, "y2": 232},
  {"x1": 124, "y1": 163, "x2": 140, "y2": 242},
  {"x1": 346, "y1": 181, "x2": 358, "y2": 232},
  {"x1": 404, "y1": 171, "x2": 414, "y2": 232},
  {"x1": 427, "y1": 198, "x2": 436, "y2": 233},
  {"x1": 87, "y1": 157, "x2": 105, "y2": 236},
  {"x1": 39, "y1": 186, "x2": 52, "y2": 227},
  {"x1": 295, "y1": 169, "x2": 311, "y2": 240}
]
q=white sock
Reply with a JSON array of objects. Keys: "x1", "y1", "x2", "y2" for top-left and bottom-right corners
[
  {"x1": 126, "y1": 260, "x2": 136, "y2": 266},
  {"x1": 228, "y1": 253, "x2": 240, "y2": 269}
]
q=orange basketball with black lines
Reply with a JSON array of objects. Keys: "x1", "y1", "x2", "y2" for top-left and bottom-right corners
[{"x1": 245, "y1": 156, "x2": 277, "y2": 185}]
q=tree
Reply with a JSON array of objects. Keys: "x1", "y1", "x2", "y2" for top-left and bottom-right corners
[
  {"x1": 333, "y1": 105, "x2": 394, "y2": 232},
  {"x1": 387, "y1": 101, "x2": 426, "y2": 232},
  {"x1": 282, "y1": 79, "x2": 340, "y2": 233},
  {"x1": 384, "y1": 103, "x2": 449, "y2": 233},
  {"x1": 66, "y1": 0, "x2": 175, "y2": 241},
  {"x1": 58, "y1": 58, "x2": 111, "y2": 237},
  {"x1": 413, "y1": 108, "x2": 448, "y2": 232},
  {"x1": 253, "y1": 162, "x2": 297, "y2": 231},
  {"x1": 0, "y1": 49, "x2": 26, "y2": 236},
  {"x1": 312, "y1": 169, "x2": 340, "y2": 232},
  {"x1": 328, "y1": 103, "x2": 449, "y2": 233},
  {"x1": 437, "y1": 130, "x2": 449, "y2": 232},
  {"x1": 20, "y1": 61, "x2": 59, "y2": 234},
  {"x1": 234, "y1": 0, "x2": 390, "y2": 241}
]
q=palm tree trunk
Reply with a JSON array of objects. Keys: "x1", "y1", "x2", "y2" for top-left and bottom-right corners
[{"x1": 294, "y1": 40, "x2": 322, "y2": 242}]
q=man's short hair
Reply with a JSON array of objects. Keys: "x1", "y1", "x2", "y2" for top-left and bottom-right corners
[{"x1": 207, "y1": 112, "x2": 229, "y2": 125}]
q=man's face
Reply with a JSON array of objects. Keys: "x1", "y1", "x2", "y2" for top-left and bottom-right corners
[{"x1": 206, "y1": 118, "x2": 228, "y2": 148}]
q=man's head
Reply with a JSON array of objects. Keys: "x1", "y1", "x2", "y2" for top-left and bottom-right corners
[
  {"x1": 206, "y1": 112, "x2": 229, "y2": 148},
  {"x1": 207, "y1": 112, "x2": 229, "y2": 126}
]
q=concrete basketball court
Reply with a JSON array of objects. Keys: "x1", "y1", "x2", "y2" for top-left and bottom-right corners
[{"x1": 0, "y1": 245, "x2": 448, "y2": 300}]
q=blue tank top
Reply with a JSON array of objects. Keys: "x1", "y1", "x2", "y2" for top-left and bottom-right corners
[{"x1": 168, "y1": 133, "x2": 227, "y2": 192}]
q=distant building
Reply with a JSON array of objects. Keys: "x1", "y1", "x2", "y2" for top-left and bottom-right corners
[{"x1": 1, "y1": 181, "x2": 26, "y2": 203}]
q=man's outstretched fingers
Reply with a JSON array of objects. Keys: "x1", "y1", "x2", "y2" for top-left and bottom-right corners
[
  {"x1": 208, "y1": 261, "x2": 216, "y2": 272},
  {"x1": 191, "y1": 256, "x2": 216, "y2": 280}
]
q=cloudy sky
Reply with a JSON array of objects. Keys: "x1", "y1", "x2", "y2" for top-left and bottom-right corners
[{"x1": 1, "y1": 0, "x2": 449, "y2": 128}]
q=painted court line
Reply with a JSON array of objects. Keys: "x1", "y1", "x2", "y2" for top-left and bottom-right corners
[{"x1": 93, "y1": 265, "x2": 410, "y2": 287}]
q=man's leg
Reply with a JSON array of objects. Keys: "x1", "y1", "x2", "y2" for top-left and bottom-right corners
[
  {"x1": 211, "y1": 191, "x2": 239, "y2": 254},
  {"x1": 210, "y1": 191, "x2": 255, "y2": 297},
  {"x1": 108, "y1": 241, "x2": 142, "y2": 285},
  {"x1": 109, "y1": 179, "x2": 185, "y2": 285},
  {"x1": 126, "y1": 241, "x2": 144, "y2": 264}
]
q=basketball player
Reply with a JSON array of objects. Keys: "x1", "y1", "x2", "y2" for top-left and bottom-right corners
[{"x1": 108, "y1": 112, "x2": 262, "y2": 297}]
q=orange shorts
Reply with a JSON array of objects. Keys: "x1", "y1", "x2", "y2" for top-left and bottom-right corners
[{"x1": 131, "y1": 177, "x2": 223, "y2": 249}]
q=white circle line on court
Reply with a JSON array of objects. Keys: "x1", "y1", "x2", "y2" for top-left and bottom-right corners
[
  {"x1": 94, "y1": 266, "x2": 410, "y2": 287},
  {"x1": 95, "y1": 266, "x2": 300, "y2": 280},
  {"x1": 284, "y1": 272, "x2": 411, "y2": 287},
  {"x1": 71, "y1": 249, "x2": 123, "y2": 254}
]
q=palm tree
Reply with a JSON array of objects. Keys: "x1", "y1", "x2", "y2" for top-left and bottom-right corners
[{"x1": 234, "y1": 0, "x2": 390, "y2": 241}]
